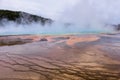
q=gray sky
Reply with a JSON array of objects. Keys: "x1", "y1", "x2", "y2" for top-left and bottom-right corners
[
  {"x1": 0, "y1": 0, "x2": 78, "y2": 19},
  {"x1": 61, "y1": 0, "x2": 120, "y2": 25},
  {"x1": 1, "y1": 0, "x2": 120, "y2": 25}
]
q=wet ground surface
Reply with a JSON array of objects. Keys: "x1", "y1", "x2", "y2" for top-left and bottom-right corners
[{"x1": 0, "y1": 34, "x2": 120, "y2": 80}]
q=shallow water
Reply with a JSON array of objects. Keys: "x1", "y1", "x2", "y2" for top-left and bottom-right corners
[
  {"x1": 0, "y1": 34, "x2": 119, "y2": 80},
  {"x1": 0, "y1": 22, "x2": 114, "y2": 35},
  {"x1": 0, "y1": 29, "x2": 113, "y2": 36}
]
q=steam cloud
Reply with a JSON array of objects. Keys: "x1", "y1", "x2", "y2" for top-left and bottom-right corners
[
  {"x1": 0, "y1": 0, "x2": 120, "y2": 35},
  {"x1": 59, "y1": 0, "x2": 120, "y2": 32}
]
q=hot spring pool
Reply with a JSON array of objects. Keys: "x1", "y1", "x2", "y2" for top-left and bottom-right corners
[{"x1": 0, "y1": 23, "x2": 114, "y2": 35}]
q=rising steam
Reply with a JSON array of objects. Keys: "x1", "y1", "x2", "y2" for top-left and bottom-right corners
[{"x1": 1, "y1": 0, "x2": 120, "y2": 35}]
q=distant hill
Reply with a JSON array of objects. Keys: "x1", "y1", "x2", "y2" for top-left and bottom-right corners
[
  {"x1": 0, "y1": 10, "x2": 53, "y2": 25},
  {"x1": 114, "y1": 24, "x2": 120, "y2": 31},
  {"x1": 111, "y1": 24, "x2": 120, "y2": 31}
]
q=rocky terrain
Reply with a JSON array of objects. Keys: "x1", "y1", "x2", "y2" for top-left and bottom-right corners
[{"x1": 0, "y1": 34, "x2": 119, "y2": 80}]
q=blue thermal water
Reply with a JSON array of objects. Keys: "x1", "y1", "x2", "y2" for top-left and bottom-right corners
[
  {"x1": 0, "y1": 23, "x2": 114, "y2": 35},
  {"x1": 0, "y1": 29, "x2": 113, "y2": 35}
]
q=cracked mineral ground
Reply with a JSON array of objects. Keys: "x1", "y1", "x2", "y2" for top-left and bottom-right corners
[{"x1": 0, "y1": 33, "x2": 120, "y2": 80}]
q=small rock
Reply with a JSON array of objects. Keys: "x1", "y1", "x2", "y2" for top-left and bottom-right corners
[{"x1": 40, "y1": 38, "x2": 48, "y2": 41}]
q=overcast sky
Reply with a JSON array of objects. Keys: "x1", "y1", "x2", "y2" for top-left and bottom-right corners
[
  {"x1": 1, "y1": 0, "x2": 120, "y2": 25},
  {"x1": 0, "y1": 0, "x2": 78, "y2": 19}
]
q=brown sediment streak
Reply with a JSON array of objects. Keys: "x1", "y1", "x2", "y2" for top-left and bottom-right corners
[
  {"x1": 0, "y1": 53, "x2": 119, "y2": 80},
  {"x1": 66, "y1": 36, "x2": 100, "y2": 46},
  {"x1": 0, "y1": 35, "x2": 41, "y2": 41},
  {"x1": 6, "y1": 35, "x2": 53, "y2": 42},
  {"x1": 0, "y1": 34, "x2": 120, "y2": 80},
  {"x1": 18, "y1": 35, "x2": 41, "y2": 41}
]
